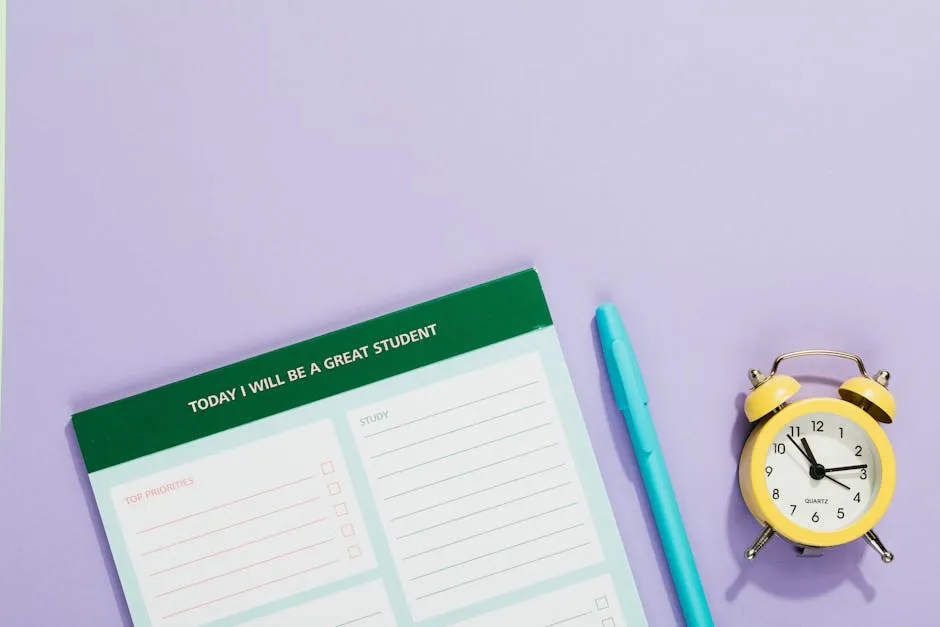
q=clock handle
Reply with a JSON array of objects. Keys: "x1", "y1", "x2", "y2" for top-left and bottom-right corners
[
  {"x1": 744, "y1": 525, "x2": 776, "y2": 560},
  {"x1": 864, "y1": 529, "x2": 895, "y2": 563},
  {"x1": 768, "y1": 349, "x2": 872, "y2": 378}
]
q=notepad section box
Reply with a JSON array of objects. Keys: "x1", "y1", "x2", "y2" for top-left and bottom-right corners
[
  {"x1": 108, "y1": 421, "x2": 376, "y2": 627},
  {"x1": 239, "y1": 579, "x2": 395, "y2": 627},
  {"x1": 450, "y1": 575, "x2": 627, "y2": 627},
  {"x1": 349, "y1": 351, "x2": 606, "y2": 621}
]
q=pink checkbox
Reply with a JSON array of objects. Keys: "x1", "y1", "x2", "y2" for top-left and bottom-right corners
[
  {"x1": 333, "y1": 502, "x2": 348, "y2": 517},
  {"x1": 320, "y1": 461, "x2": 335, "y2": 475},
  {"x1": 328, "y1": 482, "x2": 342, "y2": 496},
  {"x1": 341, "y1": 524, "x2": 355, "y2": 538},
  {"x1": 347, "y1": 544, "x2": 361, "y2": 558}
]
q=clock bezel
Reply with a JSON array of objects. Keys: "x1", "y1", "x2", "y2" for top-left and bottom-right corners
[{"x1": 740, "y1": 397, "x2": 896, "y2": 548}]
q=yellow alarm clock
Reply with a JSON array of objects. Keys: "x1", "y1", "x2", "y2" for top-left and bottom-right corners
[{"x1": 737, "y1": 350, "x2": 896, "y2": 563}]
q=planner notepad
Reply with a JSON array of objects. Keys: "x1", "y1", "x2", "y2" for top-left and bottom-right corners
[{"x1": 73, "y1": 269, "x2": 648, "y2": 627}]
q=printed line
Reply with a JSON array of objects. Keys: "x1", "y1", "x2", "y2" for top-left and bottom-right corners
[
  {"x1": 411, "y1": 523, "x2": 585, "y2": 581},
  {"x1": 149, "y1": 518, "x2": 328, "y2": 576},
  {"x1": 142, "y1": 498, "x2": 319, "y2": 556},
  {"x1": 415, "y1": 542, "x2": 591, "y2": 600},
  {"x1": 364, "y1": 381, "x2": 538, "y2": 439},
  {"x1": 390, "y1": 464, "x2": 566, "y2": 522},
  {"x1": 136, "y1": 476, "x2": 314, "y2": 534},
  {"x1": 336, "y1": 611, "x2": 383, "y2": 626},
  {"x1": 377, "y1": 423, "x2": 551, "y2": 480},
  {"x1": 385, "y1": 443, "x2": 559, "y2": 500},
  {"x1": 157, "y1": 538, "x2": 336, "y2": 598},
  {"x1": 403, "y1": 502, "x2": 578, "y2": 560},
  {"x1": 370, "y1": 402, "x2": 546, "y2": 459},
  {"x1": 396, "y1": 482, "x2": 571, "y2": 540},
  {"x1": 545, "y1": 611, "x2": 593, "y2": 627},
  {"x1": 162, "y1": 559, "x2": 340, "y2": 619}
]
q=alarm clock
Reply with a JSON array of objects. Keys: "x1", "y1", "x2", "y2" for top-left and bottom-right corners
[{"x1": 737, "y1": 350, "x2": 896, "y2": 563}]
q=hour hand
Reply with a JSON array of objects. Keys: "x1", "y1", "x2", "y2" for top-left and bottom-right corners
[
  {"x1": 787, "y1": 435, "x2": 814, "y2": 465},
  {"x1": 800, "y1": 437, "x2": 819, "y2": 465}
]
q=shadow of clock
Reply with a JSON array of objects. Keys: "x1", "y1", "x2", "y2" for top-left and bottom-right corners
[{"x1": 725, "y1": 391, "x2": 877, "y2": 603}]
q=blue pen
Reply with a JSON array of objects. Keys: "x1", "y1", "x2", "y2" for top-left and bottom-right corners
[{"x1": 596, "y1": 304, "x2": 714, "y2": 627}]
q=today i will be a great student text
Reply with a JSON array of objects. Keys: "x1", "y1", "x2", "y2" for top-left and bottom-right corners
[{"x1": 186, "y1": 323, "x2": 438, "y2": 413}]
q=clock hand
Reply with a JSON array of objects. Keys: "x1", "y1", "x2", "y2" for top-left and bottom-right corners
[
  {"x1": 800, "y1": 438, "x2": 819, "y2": 466},
  {"x1": 824, "y1": 464, "x2": 868, "y2": 473},
  {"x1": 787, "y1": 435, "x2": 814, "y2": 466},
  {"x1": 799, "y1": 436, "x2": 851, "y2": 490},
  {"x1": 826, "y1": 475, "x2": 851, "y2": 490}
]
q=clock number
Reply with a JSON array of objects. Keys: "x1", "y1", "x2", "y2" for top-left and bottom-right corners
[
  {"x1": 837, "y1": 507, "x2": 845, "y2": 519},
  {"x1": 773, "y1": 443, "x2": 786, "y2": 454},
  {"x1": 789, "y1": 425, "x2": 801, "y2": 438},
  {"x1": 789, "y1": 504, "x2": 797, "y2": 515},
  {"x1": 853, "y1": 492, "x2": 861, "y2": 503},
  {"x1": 839, "y1": 427, "x2": 844, "y2": 439},
  {"x1": 812, "y1": 420, "x2": 824, "y2": 432},
  {"x1": 765, "y1": 466, "x2": 773, "y2": 477},
  {"x1": 860, "y1": 468, "x2": 868, "y2": 479},
  {"x1": 772, "y1": 489, "x2": 779, "y2": 500},
  {"x1": 812, "y1": 511, "x2": 820, "y2": 523},
  {"x1": 855, "y1": 445, "x2": 863, "y2": 457}
]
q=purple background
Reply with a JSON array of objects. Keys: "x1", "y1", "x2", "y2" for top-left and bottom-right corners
[{"x1": 3, "y1": 2, "x2": 940, "y2": 625}]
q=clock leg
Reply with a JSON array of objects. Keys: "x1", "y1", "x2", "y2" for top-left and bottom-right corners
[
  {"x1": 745, "y1": 525, "x2": 776, "y2": 560},
  {"x1": 864, "y1": 529, "x2": 894, "y2": 563}
]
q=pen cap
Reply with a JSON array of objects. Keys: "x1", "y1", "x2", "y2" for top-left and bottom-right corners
[{"x1": 595, "y1": 304, "x2": 649, "y2": 409}]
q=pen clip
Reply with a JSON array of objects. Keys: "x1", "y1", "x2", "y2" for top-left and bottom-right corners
[
  {"x1": 610, "y1": 340, "x2": 649, "y2": 406},
  {"x1": 611, "y1": 341, "x2": 655, "y2": 455}
]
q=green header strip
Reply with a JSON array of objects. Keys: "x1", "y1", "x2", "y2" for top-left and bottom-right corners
[{"x1": 73, "y1": 269, "x2": 553, "y2": 473}]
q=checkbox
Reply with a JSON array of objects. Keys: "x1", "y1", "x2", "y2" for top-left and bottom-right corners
[
  {"x1": 347, "y1": 544, "x2": 361, "y2": 558},
  {"x1": 333, "y1": 502, "x2": 348, "y2": 517},
  {"x1": 328, "y1": 482, "x2": 342, "y2": 496},
  {"x1": 601, "y1": 619, "x2": 615, "y2": 627},
  {"x1": 320, "y1": 461, "x2": 335, "y2": 475},
  {"x1": 595, "y1": 596, "x2": 609, "y2": 611},
  {"x1": 341, "y1": 524, "x2": 356, "y2": 538}
]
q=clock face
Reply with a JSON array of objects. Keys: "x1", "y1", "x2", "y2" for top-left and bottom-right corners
[{"x1": 763, "y1": 411, "x2": 881, "y2": 532}]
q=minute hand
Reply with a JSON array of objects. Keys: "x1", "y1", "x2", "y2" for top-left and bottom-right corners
[{"x1": 824, "y1": 464, "x2": 868, "y2": 473}]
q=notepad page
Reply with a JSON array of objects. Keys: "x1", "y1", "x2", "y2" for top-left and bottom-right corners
[
  {"x1": 79, "y1": 270, "x2": 648, "y2": 626},
  {"x1": 451, "y1": 575, "x2": 625, "y2": 627},
  {"x1": 109, "y1": 421, "x2": 375, "y2": 627},
  {"x1": 349, "y1": 351, "x2": 606, "y2": 622},
  {"x1": 240, "y1": 579, "x2": 395, "y2": 627}
]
